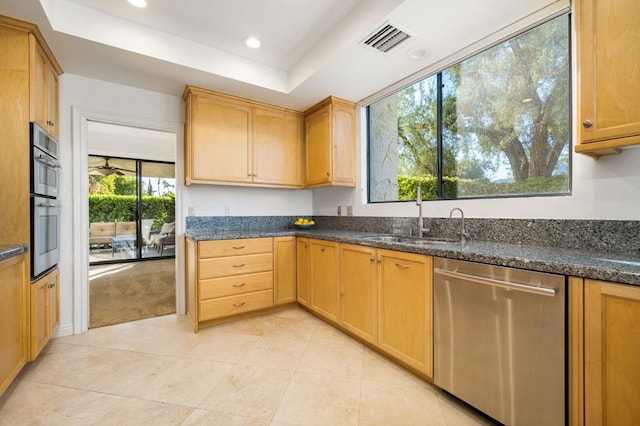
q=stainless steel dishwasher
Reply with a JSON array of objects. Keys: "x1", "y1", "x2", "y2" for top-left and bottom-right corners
[{"x1": 433, "y1": 257, "x2": 565, "y2": 426}]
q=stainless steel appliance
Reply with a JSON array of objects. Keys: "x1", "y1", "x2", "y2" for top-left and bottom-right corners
[
  {"x1": 30, "y1": 122, "x2": 60, "y2": 279},
  {"x1": 31, "y1": 122, "x2": 60, "y2": 198},
  {"x1": 31, "y1": 196, "x2": 60, "y2": 278},
  {"x1": 433, "y1": 257, "x2": 565, "y2": 426}
]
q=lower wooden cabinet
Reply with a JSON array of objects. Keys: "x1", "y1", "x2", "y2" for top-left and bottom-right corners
[
  {"x1": 308, "y1": 239, "x2": 340, "y2": 322},
  {"x1": 30, "y1": 267, "x2": 59, "y2": 360},
  {"x1": 296, "y1": 237, "x2": 310, "y2": 306},
  {"x1": 274, "y1": 236, "x2": 296, "y2": 305},
  {"x1": 584, "y1": 279, "x2": 640, "y2": 425},
  {"x1": 0, "y1": 253, "x2": 28, "y2": 396},
  {"x1": 185, "y1": 237, "x2": 277, "y2": 332},
  {"x1": 339, "y1": 244, "x2": 377, "y2": 345},
  {"x1": 299, "y1": 240, "x2": 433, "y2": 378},
  {"x1": 377, "y1": 249, "x2": 433, "y2": 377}
]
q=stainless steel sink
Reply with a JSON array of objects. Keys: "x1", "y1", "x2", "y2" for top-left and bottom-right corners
[{"x1": 363, "y1": 235, "x2": 459, "y2": 245}]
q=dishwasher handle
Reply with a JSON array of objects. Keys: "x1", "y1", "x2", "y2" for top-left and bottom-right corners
[{"x1": 434, "y1": 268, "x2": 557, "y2": 297}]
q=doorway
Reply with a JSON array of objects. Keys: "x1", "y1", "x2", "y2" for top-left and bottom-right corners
[{"x1": 86, "y1": 122, "x2": 177, "y2": 328}]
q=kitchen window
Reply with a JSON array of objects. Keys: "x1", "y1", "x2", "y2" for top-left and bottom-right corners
[{"x1": 367, "y1": 14, "x2": 571, "y2": 203}]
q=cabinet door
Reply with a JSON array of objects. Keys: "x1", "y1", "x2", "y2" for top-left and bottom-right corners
[
  {"x1": 274, "y1": 237, "x2": 296, "y2": 305},
  {"x1": 48, "y1": 268, "x2": 59, "y2": 336},
  {"x1": 578, "y1": 0, "x2": 640, "y2": 146},
  {"x1": 253, "y1": 107, "x2": 302, "y2": 187},
  {"x1": 46, "y1": 65, "x2": 59, "y2": 138},
  {"x1": 339, "y1": 244, "x2": 377, "y2": 344},
  {"x1": 308, "y1": 239, "x2": 339, "y2": 322},
  {"x1": 304, "y1": 105, "x2": 332, "y2": 186},
  {"x1": 0, "y1": 254, "x2": 28, "y2": 396},
  {"x1": 30, "y1": 276, "x2": 49, "y2": 360},
  {"x1": 585, "y1": 279, "x2": 640, "y2": 425},
  {"x1": 296, "y1": 237, "x2": 310, "y2": 306},
  {"x1": 30, "y1": 37, "x2": 47, "y2": 132},
  {"x1": 189, "y1": 94, "x2": 251, "y2": 183},
  {"x1": 378, "y1": 249, "x2": 432, "y2": 377},
  {"x1": 331, "y1": 102, "x2": 355, "y2": 186}
]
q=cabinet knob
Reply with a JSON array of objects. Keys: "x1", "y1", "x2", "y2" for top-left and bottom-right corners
[
  {"x1": 326, "y1": 172, "x2": 330, "y2": 176},
  {"x1": 369, "y1": 257, "x2": 376, "y2": 262},
  {"x1": 320, "y1": 247, "x2": 325, "y2": 252},
  {"x1": 582, "y1": 119, "x2": 593, "y2": 128}
]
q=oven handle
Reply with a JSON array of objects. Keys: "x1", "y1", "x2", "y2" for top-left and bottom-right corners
[
  {"x1": 37, "y1": 202, "x2": 57, "y2": 208},
  {"x1": 35, "y1": 154, "x2": 61, "y2": 169},
  {"x1": 433, "y1": 268, "x2": 557, "y2": 297}
]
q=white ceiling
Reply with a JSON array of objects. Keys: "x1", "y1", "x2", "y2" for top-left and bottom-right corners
[{"x1": 0, "y1": 0, "x2": 568, "y2": 110}]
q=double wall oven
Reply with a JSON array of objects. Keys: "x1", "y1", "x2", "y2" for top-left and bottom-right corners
[{"x1": 30, "y1": 122, "x2": 60, "y2": 279}]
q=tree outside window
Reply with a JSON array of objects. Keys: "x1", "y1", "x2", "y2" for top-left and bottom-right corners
[{"x1": 368, "y1": 14, "x2": 570, "y2": 202}]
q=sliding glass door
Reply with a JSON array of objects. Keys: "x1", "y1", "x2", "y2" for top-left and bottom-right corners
[{"x1": 88, "y1": 155, "x2": 175, "y2": 264}]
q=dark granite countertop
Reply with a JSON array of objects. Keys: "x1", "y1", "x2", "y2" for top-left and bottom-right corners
[
  {"x1": 185, "y1": 229, "x2": 640, "y2": 286},
  {"x1": 0, "y1": 244, "x2": 28, "y2": 262}
]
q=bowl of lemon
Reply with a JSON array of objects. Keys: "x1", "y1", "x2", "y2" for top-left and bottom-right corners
[{"x1": 293, "y1": 217, "x2": 315, "y2": 229}]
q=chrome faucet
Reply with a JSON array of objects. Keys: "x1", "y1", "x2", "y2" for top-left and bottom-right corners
[
  {"x1": 416, "y1": 187, "x2": 430, "y2": 238},
  {"x1": 449, "y1": 207, "x2": 469, "y2": 242}
]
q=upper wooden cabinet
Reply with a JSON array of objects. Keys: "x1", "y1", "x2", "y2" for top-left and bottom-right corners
[
  {"x1": 30, "y1": 34, "x2": 61, "y2": 139},
  {"x1": 575, "y1": 0, "x2": 640, "y2": 157},
  {"x1": 183, "y1": 86, "x2": 303, "y2": 188},
  {"x1": 304, "y1": 96, "x2": 356, "y2": 188}
]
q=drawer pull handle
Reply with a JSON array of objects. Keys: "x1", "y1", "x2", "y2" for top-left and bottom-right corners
[
  {"x1": 232, "y1": 246, "x2": 245, "y2": 249},
  {"x1": 233, "y1": 263, "x2": 245, "y2": 268},
  {"x1": 233, "y1": 302, "x2": 246, "y2": 307},
  {"x1": 233, "y1": 282, "x2": 246, "y2": 288},
  {"x1": 395, "y1": 263, "x2": 411, "y2": 269}
]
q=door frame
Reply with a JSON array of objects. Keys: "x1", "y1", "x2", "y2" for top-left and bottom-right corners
[{"x1": 71, "y1": 107, "x2": 184, "y2": 334}]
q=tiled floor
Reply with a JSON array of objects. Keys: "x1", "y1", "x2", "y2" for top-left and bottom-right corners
[{"x1": 0, "y1": 308, "x2": 495, "y2": 425}]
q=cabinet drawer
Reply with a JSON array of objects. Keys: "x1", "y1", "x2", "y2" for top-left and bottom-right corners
[
  {"x1": 199, "y1": 289, "x2": 274, "y2": 321},
  {"x1": 200, "y1": 271, "x2": 273, "y2": 300},
  {"x1": 199, "y1": 238, "x2": 272, "y2": 258},
  {"x1": 199, "y1": 253, "x2": 273, "y2": 279}
]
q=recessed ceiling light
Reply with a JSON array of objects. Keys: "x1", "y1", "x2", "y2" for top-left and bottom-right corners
[
  {"x1": 128, "y1": 0, "x2": 147, "y2": 8},
  {"x1": 244, "y1": 37, "x2": 261, "y2": 49},
  {"x1": 405, "y1": 47, "x2": 430, "y2": 61}
]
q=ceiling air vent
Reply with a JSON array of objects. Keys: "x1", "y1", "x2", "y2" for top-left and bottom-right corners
[{"x1": 362, "y1": 23, "x2": 411, "y2": 53}]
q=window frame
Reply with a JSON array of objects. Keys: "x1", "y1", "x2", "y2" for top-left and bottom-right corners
[{"x1": 365, "y1": 12, "x2": 573, "y2": 204}]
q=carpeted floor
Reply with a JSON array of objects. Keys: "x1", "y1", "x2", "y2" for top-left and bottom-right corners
[{"x1": 89, "y1": 259, "x2": 176, "y2": 328}]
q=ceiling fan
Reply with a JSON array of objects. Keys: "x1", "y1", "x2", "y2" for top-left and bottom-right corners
[{"x1": 89, "y1": 157, "x2": 135, "y2": 176}]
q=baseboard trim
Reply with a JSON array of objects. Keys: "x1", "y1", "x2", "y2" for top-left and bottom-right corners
[{"x1": 53, "y1": 323, "x2": 74, "y2": 338}]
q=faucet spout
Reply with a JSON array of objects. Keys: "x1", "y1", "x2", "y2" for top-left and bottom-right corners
[
  {"x1": 449, "y1": 208, "x2": 468, "y2": 242},
  {"x1": 416, "y1": 187, "x2": 429, "y2": 238}
]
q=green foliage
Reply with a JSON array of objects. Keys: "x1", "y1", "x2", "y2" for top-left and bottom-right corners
[
  {"x1": 89, "y1": 195, "x2": 175, "y2": 231},
  {"x1": 88, "y1": 175, "x2": 136, "y2": 196},
  {"x1": 398, "y1": 174, "x2": 569, "y2": 200}
]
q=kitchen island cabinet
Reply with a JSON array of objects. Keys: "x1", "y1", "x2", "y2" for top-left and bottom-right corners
[
  {"x1": 0, "y1": 252, "x2": 28, "y2": 396},
  {"x1": 575, "y1": 0, "x2": 640, "y2": 157},
  {"x1": 183, "y1": 86, "x2": 303, "y2": 188}
]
